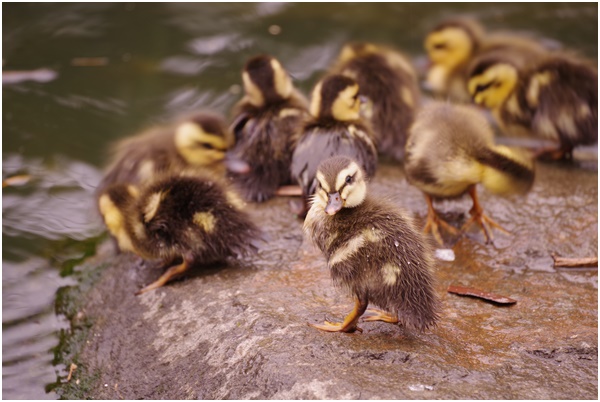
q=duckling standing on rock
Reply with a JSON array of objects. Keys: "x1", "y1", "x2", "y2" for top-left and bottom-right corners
[
  {"x1": 98, "y1": 172, "x2": 261, "y2": 295},
  {"x1": 227, "y1": 54, "x2": 309, "y2": 202},
  {"x1": 97, "y1": 111, "x2": 232, "y2": 195},
  {"x1": 304, "y1": 155, "x2": 439, "y2": 333},
  {"x1": 424, "y1": 17, "x2": 549, "y2": 102},
  {"x1": 291, "y1": 74, "x2": 377, "y2": 217},
  {"x1": 467, "y1": 53, "x2": 598, "y2": 160},
  {"x1": 329, "y1": 42, "x2": 421, "y2": 160},
  {"x1": 404, "y1": 101, "x2": 535, "y2": 245}
]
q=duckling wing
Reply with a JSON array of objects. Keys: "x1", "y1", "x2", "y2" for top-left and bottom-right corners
[{"x1": 529, "y1": 59, "x2": 598, "y2": 147}]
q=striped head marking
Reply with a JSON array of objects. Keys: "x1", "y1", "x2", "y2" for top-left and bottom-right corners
[
  {"x1": 242, "y1": 54, "x2": 293, "y2": 106},
  {"x1": 468, "y1": 61, "x2": 518, "y2": 109},
  {"x1": 310, "y1": 74, "x2": 361, "y2": 121},
  {"x1": 175, "y1": 116, "x2": 231, "y2": 166},
  {"x1": 313, "y1": 156, "x2": 367, "y2": 215}
]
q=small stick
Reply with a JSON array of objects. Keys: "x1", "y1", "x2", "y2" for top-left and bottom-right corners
[
  {"x1": 275, "y1": 185, "x2": 303, "y2": 197},
  {"x1": 552, "y1": 255, "x2": 598, "y2": 268},
  {"x1": 66, "y1": 363, "x2": 77, "y2": 382}
]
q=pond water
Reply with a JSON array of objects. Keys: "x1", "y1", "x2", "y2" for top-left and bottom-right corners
[{"x1": 2, "y1": 3, "x2": 597, "y2": 399}]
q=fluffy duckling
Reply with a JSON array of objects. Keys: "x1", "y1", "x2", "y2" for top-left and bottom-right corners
[
  {"x1": 467, "y1": 53, "x2": 598, "y2": 160},
  {"x1": 97, "y1": 111, "x2": 232, "y2": 194},
  {"x1": 424, "y1": 17, "x2": 549, "y2": 102},
  {"x1": 227, "y1": 54, "x2": 309, "y2": 202},
  {"x1": 291, "y1": 74, "x2": 378, "y2": 216},
  {"x1": 304, "y1": 156, "x2": 439, "y2": 333},
  {"x1": 404, "y1": 101, "x2": 535, "y2": 245},
  {"x1": 97, "y1": 172, "x2": 261, "y2": 295},
  {"x1": 329, "y1": 42, "x2": 421, "y2": 160}
]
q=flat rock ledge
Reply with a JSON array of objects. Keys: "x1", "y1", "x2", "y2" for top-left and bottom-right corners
[{"x1": 60, "y1": 163, "x2": 597, "y2": 399}]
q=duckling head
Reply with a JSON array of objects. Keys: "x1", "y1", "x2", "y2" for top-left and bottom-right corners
[
  {"x1": 310, "y1": 74, "x2": 361, "y2": 121},
  {"x1": 468, "y1": 59, "x2": 518, "y2": 109},
  {"x1": 425, "y1": 18, "x2": 483, "y2": 69},
  {"x1": 98, "y1": 183, "x2": 139, "y2": 253},
  {"x1": 174, "y1": 113, "x2": 232, "y2": 166},
  {"x1": 337, "y1": 42, "x2": 380, "y2": 63},
  {"x1": 312, "y1": 156, "x2": 367, "y2": 215},
  {"x1": 424, "y1": 19, "x2": 483, "y2": 92},
  {"x1": 242, "y1": 54, "x2": 293, "y2": 107}
]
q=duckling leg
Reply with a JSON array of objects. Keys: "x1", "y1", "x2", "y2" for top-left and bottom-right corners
[
  {"x1": 362, "y1": 309, "x2": 399, "y2": 324},
  {"x1": 462, "y1": 186, "x2": 509, "y2": 243},
  {"x1": 423, "y1": 194, "x2": 458, "y2": 245},
  {"x1": 309, "y1": 296, "x2": 368, "y2": 333},
  {"x1": 135, "y1": 256, "x2": 191, "y2": 295}
]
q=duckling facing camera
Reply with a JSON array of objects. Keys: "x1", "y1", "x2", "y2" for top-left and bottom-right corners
[
  {"x1": 98, "y1": 172, "x2": 261, "y2": 295},
  {"x1": 424, "y1": 17, "x2": 549, "y2": 102},
  {"x1": 468, "y1": 53, "x2": 598, "y2": 160},
  {"x1": 291, "y1": 74, "x2": 378, "y2": 217},
  {"x1": 304, "y1": 155, "x2": 439, "y2": 333},
  {"x1": 227, "y1": 54, "x2": 309, "y2": 202},
  {"x1": 404, "y1": 101, "x2": 535, "y2": 245},
  {"x1": 329, "y1": 42, "x2": 421, "y2": 160},
  {"x1": 97, "y1": 111, "x2": 232, "y2": 195}
]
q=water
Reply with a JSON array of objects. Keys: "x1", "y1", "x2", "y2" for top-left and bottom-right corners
[{"x1": 2, "y1": 3, "x2": 597, "y2": 399}]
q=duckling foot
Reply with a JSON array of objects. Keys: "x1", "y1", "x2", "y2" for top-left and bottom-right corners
[
  {"x1": 135, "y1": 259, "x2": 190, "y2": 295},
  {"x1": 462, "y1": 186, "x2": 509, "y2": 244},
  {"x1": 362, "y1": 309, "x2": 399, "y2": 324},
  {"x1": 308, "y1": 321, "x2": 363, "y2": 333},
  {"x1": 308, "y1": 297, "x2": 368, "y2": 333},
  {"x1": 423, "y1": 194, "x2": 458, "y2": 245}
]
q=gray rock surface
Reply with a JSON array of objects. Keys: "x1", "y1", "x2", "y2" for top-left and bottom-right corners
[{"x1": 63, "y1": 161, "x2": 597, "y2": 399}]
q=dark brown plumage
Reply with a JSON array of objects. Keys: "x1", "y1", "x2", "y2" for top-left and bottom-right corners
[
  {"x1": 98, "y1": 172, "x2": 261, "y2": 294},
  {"x1": 291, "y1": 75, "x2": 377, "y2": 216},
  {"x1": 329, "y1": 42, "x2": 421, "y2": 160},
  {"x1": 468, "y1": 53, "x2": 598, "y2": 160},
  {"x1": 227, "y1": 54, "x2": 309, "y2": 202},
  {"x1": 304, "y1": 156, "x2": 440, "y2": 333}
]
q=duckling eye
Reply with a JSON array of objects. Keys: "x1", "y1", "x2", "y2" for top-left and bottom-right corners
[
  {"x1": 345, "y1": 175, "x2": 353, "y2": 184},
  {"x1": 199, "y1": 142, "x2": 215, "y2": 150},
  {"x1": 433, "y1": 43, "x2": 447, "y2": 50}
]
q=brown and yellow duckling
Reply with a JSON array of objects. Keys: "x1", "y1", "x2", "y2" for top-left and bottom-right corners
[
  {"x1": 227, "y1": 54, "x2": 309, "y2": 202},
  {"x1": 329, "y1": 41, "x2": 421, "y2": 160},
  {"x1": 424, "y1": 17, "x2": 549, "y2": 102},
  {"x1": 97, "y1": 171, "x2": 261, "y2": 295},
  {"x1": 404, "y1": 101, "x2": 535, "y2": 245},
  {"x1": 468, "y1": 52, "x2": 598, "y2": 160},
  {"x1": 304, "y1": 155, "x2": 439, "y2": 333},
  {"x1": 97, "y1": 111, "x2": 232, "y2": 195},
  {"x1": 291, "y1": 74, "x2": 378, "y2": 217}
]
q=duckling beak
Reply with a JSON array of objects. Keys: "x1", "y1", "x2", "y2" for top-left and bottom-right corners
[{"x1": 325, "y1": 192, "x2": 343, "y2": 215}]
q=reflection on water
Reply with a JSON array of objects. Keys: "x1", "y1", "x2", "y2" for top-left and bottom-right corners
[{"x1": 2, "y1": 2, "x2": 597, "y2": 399}]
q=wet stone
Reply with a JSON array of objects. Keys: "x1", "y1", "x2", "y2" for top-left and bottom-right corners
[{"x1": 62, "y1": 161, "x2": 597, "y2": 399}]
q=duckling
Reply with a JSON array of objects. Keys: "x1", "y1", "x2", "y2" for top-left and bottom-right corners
[
  {"x1": 98, "y1": 171, "x2": 261, "y2": 295},
  {"x1": 227, "y1": 54, "x2": 309, "y2": 202},
  {"x1": 304, "y1": 155, "x2": 439, "y2": 333},
  {"x1": 97, "y1": 111, "x2": 232, "y2": 195},
  {"x1": 291, "y1": 74, "x2": 377, "y2": 217},
  {"x1": 424, "y1": 17, "x2": 549, "y2": 102},
  {"x1": 404, "y1": 101, "x2": 535, "y2": 245},
  {"x1": 329, "y1": 42, "x2": 421, "y2": 160},
  {"x1": 467, "y1": 53, "x2": 598, "y2": 160}
]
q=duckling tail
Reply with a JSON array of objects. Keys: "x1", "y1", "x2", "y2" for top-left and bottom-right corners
[{"x1": 478, "y1": 145, "x2": 535, "y2": 195}]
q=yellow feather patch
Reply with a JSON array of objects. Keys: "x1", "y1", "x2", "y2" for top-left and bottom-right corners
[
  {"x1": 400, "y1": 86, "x2": 414, "y2": 108},
  {"x1": 382, "y1": 263, "x2": 401, "y2": 286},
  {"x1": 526, "y1": 71, "x2": 552, "y2": 107},
  {"x1": 193, "y1": 212, "x2": 216, "y2": 233},
  {"x1": 143, "y1": 192, "x2": 163, "y2": 222}
]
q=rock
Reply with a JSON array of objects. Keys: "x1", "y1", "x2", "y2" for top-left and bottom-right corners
[{"x1": 59, "y1": 162, "x2": 597, "y2": 399}]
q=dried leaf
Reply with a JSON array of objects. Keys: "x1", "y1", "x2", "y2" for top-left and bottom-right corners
[{"x1": 447, "y1": 285, "x2": 517, "y2": 305}]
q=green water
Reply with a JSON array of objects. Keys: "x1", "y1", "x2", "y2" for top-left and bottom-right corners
[{"x1": 2, "y1": 2, "x2": 597, "y2": 399}]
